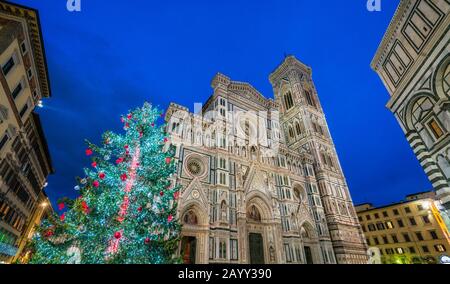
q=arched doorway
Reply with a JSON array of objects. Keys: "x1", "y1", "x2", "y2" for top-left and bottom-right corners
[
  {"x1": 247, "y1": 205, "x2": 264, "y2": 264},
  {"x1": 300, "y1": 222, "x2": 319, "y2": 264},
  {"x1": 180, "y1": 209, "x2": 199, "y2": 264}
]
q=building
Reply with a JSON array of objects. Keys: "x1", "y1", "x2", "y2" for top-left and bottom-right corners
[
  {"x1": 12, "y1": 190, "x2": 53, "y2": 264},
  {"x1": 0, "y1": 2, "x2": 53, "y2": 263},
  {"x1": 164, "y1": 55, "x2": 368, "y2": 264},
  {"x1": 371, "y1": 0, "x2": 450, "y2": 228},
  {"x1": 356, "y1": 191, "x2": 450, "y2": 264}
]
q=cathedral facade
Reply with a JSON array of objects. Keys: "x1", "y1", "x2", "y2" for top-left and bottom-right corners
[{"x1": 165, "y1": 56, "x2": 368, "y2": 264}]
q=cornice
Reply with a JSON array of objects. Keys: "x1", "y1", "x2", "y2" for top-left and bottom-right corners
[
  {"x1": 370, "y1": 0, "x2": 413, "y2": 71},
  {"x1": 0, "y1": 1, "x2": 51, "y2": 98}
]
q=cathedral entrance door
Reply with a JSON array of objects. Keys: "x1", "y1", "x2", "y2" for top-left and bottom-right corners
[
  {"x1": 304, "y1": 246, "x2": 313, "y2": 264},
  {"x1": 181, "y1": 236, "x2": 197, "y2": 264},
  {"x1": 249, "y1": 233, "x2": 265, "y2": 264}
]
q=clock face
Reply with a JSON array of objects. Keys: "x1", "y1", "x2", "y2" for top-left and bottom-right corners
[{"x1": 192, "y1": 190, "x2": 200, "y2": 199}]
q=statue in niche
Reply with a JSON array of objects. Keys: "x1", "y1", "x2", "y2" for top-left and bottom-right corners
[
  {"x1": 269, "y1": 246, "x2": 275, "y2": 263},
  {"x1": 221, "y1": 201, "x2": 227, "y2": 221}
]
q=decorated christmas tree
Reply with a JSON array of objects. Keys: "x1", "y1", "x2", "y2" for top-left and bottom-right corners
[{"x1": 27, "y1": 102, "x2": 182, "y2": 264}]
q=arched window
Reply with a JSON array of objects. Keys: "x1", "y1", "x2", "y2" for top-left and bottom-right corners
[
  {"x1": 305, "y1": 91, "x2": 316, "y2": 107},
  {"x1": 288, "y1": 126, "x2": 295, "y2": 139},
  {"x1": 295, "y1": 122, "x2": 301, "y2": 136},
  {"x1": 284, "y1": 91, "x2": 294, "y2": 110}
]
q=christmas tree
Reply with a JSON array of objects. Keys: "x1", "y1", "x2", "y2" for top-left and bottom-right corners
[{"x1": 27, "y1": 102, "x2": 182, "y2": 264}]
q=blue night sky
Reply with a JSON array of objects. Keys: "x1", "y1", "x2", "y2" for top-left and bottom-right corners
[{"x1": 13, "y1": 0, "x2": 431, "y2": 207}]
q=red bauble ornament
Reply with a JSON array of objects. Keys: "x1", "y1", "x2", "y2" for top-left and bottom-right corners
[
  {"x1": 58, "y1": 202, "x2": 65, "y2": 211},
  {"x1": 160, "y1": 191, "x2": 164, "y2": 197},
  {"x1": 81, "y1": 201, "x2": 89, "y2": 214},
  {"x1": 144, "y1": 237, "x2": 150, "y2": 244},
  {"x1": 85, "y1": 149, "x2": 93, "y2": 156},
  {"x1": 116, "y1": 157, "x2": 124, "y2": 164},
  {"x1": 139, "y1": 131, "x2": 143, "y2": 138},
  {"x1": 114, "y1": 231, "x2": 122, "y2": 239},
  {"x1": 120, "y1": 174, "x2": 128, "y2": 181},
  {"x1": 165, "y1": 157, "x2": 171, "y2": 164},
  {"x1": 163, "y1": 137, "x2": 168, "y2": 143},
  {"x1": 124, "y1": 145, "x2": 129, "y2": 149},
  {"x1": 44, "y1": 230, "x2": 54, "y2": 238},
  {"x1": 167, "y1": 215, "x2": 173, "y2": 222},
  {"x1": 60, "y1": 213, "x2": 65, "y2": 221},
  {"x1": 127, "y1": 114, "x2": 132, "y2": 120},
  {"x1": 98, "y1": 173, "x2": 105, "y2": 180},
  {"x1": 93, "y1": 180, "x2": 100, "y2": 187},
  {"x1": 151, "y1": 123, "x2": 155, "y2": 127},
  {"x1": 138, "y1": 207, "x2": 142, "y2": 212},
  {"x1": 91, "y1": 161, "x2": 97, "y2": 168},
  {"x1": 173, "y1": 191, "x2": 180, "y2": 200}
]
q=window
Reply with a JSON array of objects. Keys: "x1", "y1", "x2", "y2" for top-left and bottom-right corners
[
  {"x1": 402, "y1": 233, "x2": 411, "y2": 242},
  {"x1": 11, "y1": 82, "x2": 23, "y2": 99},
  {"x1": 385, "y1": 248, "x2": 394, "y2": 255},
  {"x1": 19, "y1": 103, "x2": 29, "y2": 118},
  {"x1": 284, "y1": 92, "x2": 294, "y2": 110},
  {"x1": 304, "y1": 90, "x2": 315, "y2": 107},
  {"x1": 429, "y1": 230, "x2": 438, "y2": 240},
  {"x1": 415, "y1": 232, "x2": 424, "y2": 241},
  {"x1": 385, "y1": 221, "x2": 394, "y2": 229},
  {"x1": 366, "y1": 215, "x2": 371, "y2": 221},
  {"x1": 434, "y1": 244, "x2": 446, "y2": 252},
  {"x1": 373, "y1": 237, "x2": 380, "y2": 245},
  {"x1": 366, "y1": 238, "x2": 371, "y2": 246},
  {"x1": 376, "y1": 222, "x2": 385, "y2": 230},
  {"x1": 209, "y1": 238, "x2": 215, "y2": 259},
  {"x1": 284, "y1": 244, "x2": 292, "y2": 263},
  {"x1": 396, "y1": 248, "x2": 404, "y2": 254},
  {"x1": 382, "y1": 236, "x2": 389, "y2": 244},
  {"x1": 27, "y1": 68, "x2": 33, "y2": 80},
  {"x1": 230, "y1": 239, "x2": 238, "y2": 260},
  {"x1": 217, "y1": 172, "x2": 227, "y2": 186},
  {"x1": 20, "y1": 41, "x2": 27, "y2": 54},
  {"x1": 295, "y1": 122, "x2": 301, "y2": 136},
  {"x1": 368, "y1": 224, "x2": 376, "y2": 231},
  {"x1": 393, "y1": 209, "x2": 399, "y2": 216},
  {"x1": 422, "y1": 215, "x2": 431, "y2": 224},
  {"x1": 409, "y1": 247, "x2": 416, "y2": 254},
  {"x1": 422, "y1": 246, "x2": 429, "y2": 253},
  {"x1": 409, "y1": 217, "x2": 417, "y2": 226},
  {"x1": 0, "y1": 133, "x2": 9, "y2": 151},
  {"x1": 391, "y1": 234, "x2": 399, "y2": 243},
  {"x1": 361, "y1": 225, "x2": 366, "y2": 232},
  {"x1": 218, "y1": 157, "x2": 227, "y2": 170},
  {"x1": 2, "y1": 57, "x2": 15, "y2": 76},
  {"x1": 358, "y1": 216, "x2": 362, "y2": 222},
  {"x1": 374, "y1": 213, "x2": 379, "y2": 219},
  {"x1": 417, "y1": 204, "x2": 424, "y2": 211},
  {"x1": 219, "y1": 240, "x2": 226, "y2": 259},
  {"x1": 428, "y1": 119, "x2": 445, "y2": 140},
  {"x1": 397, "y1": 219, "x2": 404, "y2": 228},
  {"x1": 404, "y1": 207, "x2": 411, "y2": 214},
  {"x1": 382, "y1": 211, "x2": 388, "y2": 217}
]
